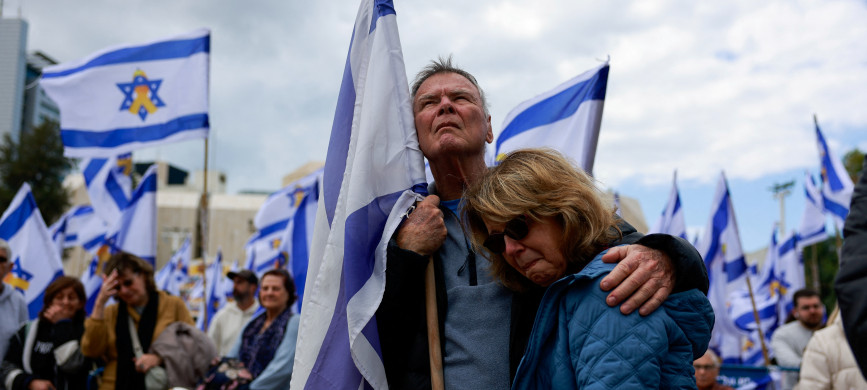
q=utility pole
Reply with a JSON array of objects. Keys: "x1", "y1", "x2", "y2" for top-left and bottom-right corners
[{"x1": 770, "y1": 181, "x2": 795, "y2": 234}]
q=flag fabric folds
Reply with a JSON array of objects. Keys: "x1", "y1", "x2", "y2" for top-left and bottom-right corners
[
  {"x1": 798, "y1": 171, "x2": 827, "y2": 247},
  {"x1": 82, "y1": 153, "x2": 132, "y2": 225},
  {"x1": 775, "y1": 233, "x2": 804, "y2": 321},
  {"x1": 277, "y1": 171, "x2": 321, "y2": 312},
  {"x1": 694, "y1": 172, "x2": 749, "y2": 364},
  {"x1": 40, "y1": 29, "x2": 210, "y2": 158},
  {"x1": 649, "y1": 171, "x2": 687, "y2": 239},
  {"x1": 110, "y1": 164, "x2": 158, "y2": 265},
  {"x1": 814, "y1": 119, "x2": 854, "y2": 230},
  {"x1": 156, "y1": 235, "x2": 192, "y2": 296},
  {"x1": 197, "y1": 250, "x2": 225, "y2": 331},
  {"x1": 0, "y1": 184, "x2": 65, "y2": 319},
  {"x1": 48, "y1": 205, "x2": 107, "y2": 257},
  {"x1": 290, "y1": 0, "x2": 427, "y2": 388},
  {"x1": 79, "y1": 256, "x2": 103, "y2": 314},
  {"x1": 495, "y1": 61, "x2": 609, "y2": 173}
]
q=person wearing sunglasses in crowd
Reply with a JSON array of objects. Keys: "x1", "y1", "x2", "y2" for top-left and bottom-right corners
[
  {"x1": 0, "y1": 239, "x2": 28, "y2": 363},
  {"x1": 81, "y1": 252, "x2": 193, "y2": 390},
  {"x1": 1, "y1": 277, "x2": 94, "y2": 390},
  {"x1": 462, "y1": 148, "x2": 713, "y2": 389},
  {"x1": 377, "y1": 57, "x2": 709, "y2": 389}
]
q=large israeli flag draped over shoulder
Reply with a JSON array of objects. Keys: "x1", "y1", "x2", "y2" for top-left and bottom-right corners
[
  {"x1": 814, "y1": 119, "x2": 854, "y2": 231},
  {"x1": 798, "y1": 171, "x2": 827, "y2": 247},
  {"x1": 694, "y1": 173, "x2": 749, "y2": 364},
  {"x1": 291, "y1": 1, "x2": 427, "y2": 388},
  {"x1": 40, "y1": 29, "x2": 209, "y2": 158},
  {"x1": 649, "y1": 171, "x2": 687, "y2": 239},
  {"x1": 495, "y1": 61, "x2": 608, "y2": 173},
  {"x1": 0, "y1": 184, "x2": 65, "y2": 319},
  {"x1": 110, "y1": 164, "x2": 158, "y2": 265}
]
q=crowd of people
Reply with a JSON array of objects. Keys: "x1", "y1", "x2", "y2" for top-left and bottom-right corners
[{"x1": 1, "y1": 57, "x2": 865, "y2": 390}]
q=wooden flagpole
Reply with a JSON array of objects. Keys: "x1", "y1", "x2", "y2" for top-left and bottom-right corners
[{"x1": 425, "y1": 256, "x2": 445, "y2": 390}]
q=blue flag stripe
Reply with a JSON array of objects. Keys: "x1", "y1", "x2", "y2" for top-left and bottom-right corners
[
  {"x1": 61, "y1": 113, "x2": 209, "y2": 148},
  {"x1": 0, "y1": 192, "x2": 36, "y2": 239},
  {"x1": 41, "y1": 35, "x2": 210, "y2": 79},
  {"x1": 816, "y1": 124, "x2": 846, "y2": 192},
  {"x1": 323, "y1": 48, "x2": 356, "y2": 226},
  {"x1": 496, "y1": 65, "x2": 608, "y2": 151}
]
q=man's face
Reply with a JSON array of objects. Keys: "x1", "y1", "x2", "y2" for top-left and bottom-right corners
[
  {"x1": 232, "y1": 277, "x2": 255, "y2": 301},
  {"x1": 693, "y1": 352, "x2": 720, "y2": 388},
  {"x1": 795, "y1": 296, "x2": 824, "y2": 328},
  {"x1": 413, "y1": 72, "x2": 493, "y2": 162},
  {"x1": 0, "y1": 248, "x2": 11, "y2": 282}
]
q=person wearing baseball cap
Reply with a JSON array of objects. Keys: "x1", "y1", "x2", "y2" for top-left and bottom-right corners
[{"x1": 208, "y1": 269, "x2": 260, "y2": 355}]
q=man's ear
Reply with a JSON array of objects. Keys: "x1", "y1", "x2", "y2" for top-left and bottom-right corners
[{"x1": 486, "y1": 115, "x2": 494, "y2": 143}]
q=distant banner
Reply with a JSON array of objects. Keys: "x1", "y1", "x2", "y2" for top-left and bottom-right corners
[
  {"x1": 719, "y1": 365, "x2": 783, "y2": 390},
  {"x1": 41, "y1": 29, "x2": 210, "y2": 157}
]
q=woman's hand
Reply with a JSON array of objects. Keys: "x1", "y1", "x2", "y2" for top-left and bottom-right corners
[
  {"x1": 237, "y1": 368, "x2": 253, "y2": 380},
  {"x1": 133, "y1": 353, "x2": 163, "y2": 373},
  {"x1": 91, "y1": 270, "x2": 118, "y2": 319},
  {"x1": 600, "y1": 245, "x2": 675, "y2": 316},
  {"x1": 42, "y1": 299, "x2": 77, "y2": 324},
  {"x1": 27, "y1": 379, "x2": 56, "y2": 390}
]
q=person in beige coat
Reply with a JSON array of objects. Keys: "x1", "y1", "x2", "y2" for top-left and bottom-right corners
[
  {"x1": 81, "y1": 252, "x2": 193, "y2": 390},
  {"x1": 795, "y1": 307, "x2": 867, "y2": 390}
]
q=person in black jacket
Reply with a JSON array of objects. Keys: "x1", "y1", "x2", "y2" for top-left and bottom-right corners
[
  {"x1": 835, "y1": 155, "x2": 867, "y2": 380},
  {"x1": 1, "y1": 276, "x2": 93, "y2": 390},
  {"x1": 376, "y1": 56, "x2": 709, "y2": 389}
]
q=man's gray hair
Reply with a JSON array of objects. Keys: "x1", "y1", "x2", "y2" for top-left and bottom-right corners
[
  {"x1": 0, "y1": 238, "x2": 11, "y2": 260},
  {"x1": 704, "y1": 349, "x2": 721, "y2": 366},
  {"x1": 410, "y1": 55, "x2": 490, "y2": 116}
]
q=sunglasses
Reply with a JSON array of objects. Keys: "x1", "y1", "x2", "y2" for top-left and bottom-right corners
[
  {"x1": 483, "y1": 215, "x2": 529, "y2": 254},
  {"x1": 693, "y1": 364, "x2": 717, "y2": 371},
  {"x1": 0, "y1": 256, "x2": 7, "y2": 263}
]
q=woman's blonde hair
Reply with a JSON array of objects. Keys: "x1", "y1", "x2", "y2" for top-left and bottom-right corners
[{"x1": 463, "y1": 148, "x2": 620, "y2": 291}]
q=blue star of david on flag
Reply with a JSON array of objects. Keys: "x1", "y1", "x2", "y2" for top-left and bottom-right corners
[
  {"x1": 117, "y1": 69, "x2": 166, "y2": 121},
  {"x1": 9, "y1": 257, "x2": 34, "y2": 293}
]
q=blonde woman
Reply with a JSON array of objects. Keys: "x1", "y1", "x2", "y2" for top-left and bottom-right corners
[{"x1": 463, "y1": 148, "x2": 714, "y2": 389}]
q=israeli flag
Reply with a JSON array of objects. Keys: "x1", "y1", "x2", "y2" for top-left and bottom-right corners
[
  {"x1": 649, "y1": 171, "x2": 687, "y2": 239},
  {"x1": 40, "y1": 29, "x2": 209, "y2": 158},
  {"x1": 276, "y1": 171, "x2": 321, "y2": 312},
  {"x1": 157, "y1": 234, "x2": 191, "y2": 296},
  {"x1": 0, "y1": 184, "x2": 65, "y2": 319},
  {"x1": 695, "y1": 172, "x2": 749, "y2": 363},
  {"x1": 198, "y1": 250, "x2": 225, "y2": 331},
  {"x1": 729, "y1": 227, "x2": 780, "y2": 365},
  {"x1": 223, "y1": 259, "x2": 239, "y2": 301},
  {"x1": 495, "y1": 61, "x2": 608, "y2": 173},
  {"x1": 798, "y1": 171, "x2": 827, "y2": 247},
  {"x1": 79, "y1": 255, "x2": 103, "y2": 314},
  {"x1": 110, "y1": 164, "x2": 158, "y2": 265},
  {"x1": 775, "y1": 233, "x2": 804, "y2": 322},
  {"x1": 290, "y1": 0, "x2": 427, "y2": 388},
  {"x1": 814, "y1": 119, "x2": 854, "y2": 230},
  {"x1": 48, "y1": 205, "x2": 108, "y2": 256},
  {"x1": 244, "y1": 218, "x2": 289, "y2": 277},
  {"x1": 82, "y1": 153, "x2": 132, "y2": 225}
]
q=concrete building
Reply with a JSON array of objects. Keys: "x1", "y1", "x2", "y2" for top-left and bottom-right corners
[
  {"x1": 0, "y1": 17, "x2": 27, "y2": 141},
  {"x1": 0, "y1": 16, "x2": 59, "y2": 141}
]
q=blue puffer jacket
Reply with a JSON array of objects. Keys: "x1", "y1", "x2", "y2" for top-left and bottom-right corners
[{"x1": 512, "y1": 251, "x2": 714, "y2": 390}]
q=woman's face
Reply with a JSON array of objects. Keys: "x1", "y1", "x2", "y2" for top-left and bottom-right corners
[
  {"x1": 51, "y1": 286, "x2": 83, "y2": 317},
  {"x1": 259, "y1": 275, "x2": 289, "y2": 311},
  {"x1": 484, "y1": 215, "x2": 568, "y2": 287},
  {"x1": 116, "y1": 270, "x2": 148, "y2": 307}
]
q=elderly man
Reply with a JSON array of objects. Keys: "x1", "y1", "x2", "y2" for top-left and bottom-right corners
[
  {"x1": 772, "y1": 288, "x2": 826, "y2": 389},
  {"x1": 694, "y1": 350, "x2": 734, "y2": 390},
  {"x1": 376, "y1": 57, "x2": 709, "y2": 389},
  {"x1": 207, "y1": 269, "x2": 260, "y2": 356},
  {"x1": 0, "y1": 239, "x2": 28, "y2": 359}
]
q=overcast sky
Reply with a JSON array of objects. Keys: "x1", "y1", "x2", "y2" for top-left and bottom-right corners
[{"x1": 3, "y1": 0, "x2": 866, "y2": 251}]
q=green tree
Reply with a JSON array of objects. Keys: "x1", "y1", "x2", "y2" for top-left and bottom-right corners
[
  {"x1": 0, "y1": 120, "x2": 73, "y2": 224},
  {"x1": 843, "y1": 148, "x2": 864, "y2": 183}
]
